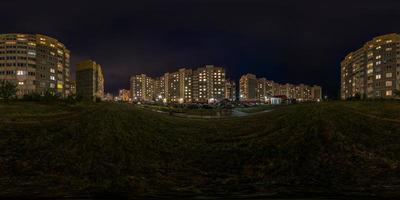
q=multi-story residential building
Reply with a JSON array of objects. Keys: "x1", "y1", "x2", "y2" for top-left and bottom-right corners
[
  {"x1": 192, "y1": 65, "x2": 225, "y2": 103},
  {"x1": 166, "y1": 68, "x2": 193, "y2": 103},
  {"x1": 119, "y1": 89, "x2": 130, "y2": 102},
  {"x1": 341, "y1": 33, "x2": 400, "y2": 99},
  {"x1": 130, "y1": 74, "x2": 154, "y2": 102},
  {"x1": 240, "y1": 73, "x2": 322, "y2": 102},
  {"x1": 239, "y1": 74, "x2": 258, "y2": 101},
  {"x1": 131, "y1": 65, "x2": 226, "y2": 104},
  {"x1": 225, "y1": 79, "x2": 236, "y2": 101},
  {"x1": 154, "y1": 73, "x2": 169, "y2": 102},
  {"x1": 76, "y1": 60, "x2": 104, "y2": 101},
  {"x1": 0, "y1": 33, "x2": 71, "y2": 97}
]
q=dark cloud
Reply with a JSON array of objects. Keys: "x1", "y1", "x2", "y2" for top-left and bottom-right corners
[{"x1": 1, "y1": 0, "x2": 400, "y2": 97}]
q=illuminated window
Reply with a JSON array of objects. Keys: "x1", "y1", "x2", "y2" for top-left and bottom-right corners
[
  {"x1": 376, "y1": 74, "x2": 381, "y2": 79},
  {"x1": 386, "y1": 90, "x2": 392, "y2": 96},
  {"x1": 376, "y1": 46, "x2": 381, "y2": 50},
  {"x1": 386, "y1": 73, "x2": 392, "y2": 78},
  {"x1": 50, "y1": 75, "x2": 55, "y2": 81},
  {"x1": 18, "y1": 81, "x2": 24, "y2": 85},
  {"x1": 386, "y1": 81, "x2": 393, "y2": 87},
  {"x1": 50, "y1": 68, "x2": 55, "y2": 73},
  {"x1": 376, "y1": 61, "x2": 381, "y2": 65},
  {"x1": 50, "y1": 83, "x2": 55, "y2": 88},
  {"x1": 375, "y1": 55, "x2": 381, "y2": 59},
  {"x1": 17, "y1": 70, "x2": 25, "y2": 75}
]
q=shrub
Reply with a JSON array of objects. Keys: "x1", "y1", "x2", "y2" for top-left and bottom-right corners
[{"x1": 0, "y1": 81, "x2": 17, "y2": 101}]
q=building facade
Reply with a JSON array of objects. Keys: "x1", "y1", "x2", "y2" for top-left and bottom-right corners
[
  {"x1": 192, "y1": 65, "x2": 225, "y2": 103},
  {"x1": 240, "y1": 74, "x2": 322, "y2": 102},
  {"x1": 131, "y1": 65, "x2": 226, "y2": 103},
  {"x1": 76, "y1": 60, "x2": 104, "y2": 101},
  {"x1": 341, "y1": 33, "x2": 400, "y2": 99},
  {"x1": 130, "y1": 74, "x2": 154, "y2": 102},
  {"x1": 225, "y1": 79, "x2": 236, "y2": 101},
  {"x1": 118, "y1": 89, "x2": 130, "y2": 102},
  {"x1": 0, "y1": 33, "x2": 71, "y2": 97}
]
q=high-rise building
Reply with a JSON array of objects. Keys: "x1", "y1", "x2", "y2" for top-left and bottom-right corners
[
  {"x1": 130, "y1": 65, "x2": 226, "y2": 104},
  {"x1": 239, "y1": 74, "x2": 258, "y2": 101},
  {"x1": 240, "y1": 73, "x2": 322, "y2": 102},
  {"x1": 192, "y1": 65, "x2": 225, "y2": 103},
  {"x1": 130, "y1": 74, "x2": 154, "y2": 102},
  {"x1": 76, "y1": 60, "x2": 104, "y2": 101},
  {"x1": 154, "y1": 73, "x2": 169, "y2": 102},
  {"x1": 0, "y1": 33, "x2": 71, "y2": 97},
  {"x1": 166, "y1": 68, "x2": 193, "y2": 103},
  {"x1": 225, "y1": 79, "x2": 236, "y2": 101},
  {"x1": 341, "y1": 33, "x2": 400, "y2": 99}
]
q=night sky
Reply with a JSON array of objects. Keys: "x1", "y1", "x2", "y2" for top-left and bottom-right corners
[{"x1": 2, "y1": 0, "x2": 400, "y2": 98}]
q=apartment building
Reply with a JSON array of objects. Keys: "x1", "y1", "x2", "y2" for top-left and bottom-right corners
[
  {"x1": 0, "y1": 33, "x2": 71, "y2": 97},
  {"x1": 225, "y1": 79, "x2": 236, "y2": 101},
  {"x1": 239, "y1": 74, "x2": 258, "y2": 101},
  {"x1": 76, "y1": 60, "x2": 104, "y2": 101},
  {"x1": 131, "y1": 65, "x2": 226, "y2": 103},
  {"x1": 130, "y1": 74, "x2": 154, "y2": 101},
  {"x1": 240, "y1": 74, "x2": 322, "y2": 102},
  {"x1": 119, "y1": 89, "x2": 130, "y2": 102},
  {"x1": 341, "y1": 33, "x2": 400, "y2": 99},
  {"x1": 192, "y1": 65, "x2": 225, "y2": 103}
]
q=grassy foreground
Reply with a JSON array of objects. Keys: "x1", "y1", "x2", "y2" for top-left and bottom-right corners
[{"x1": 0, "y1": 101, "x2": 400, "y2": 198}]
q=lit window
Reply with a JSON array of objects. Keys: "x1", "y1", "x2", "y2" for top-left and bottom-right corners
[
  {"x1": 376, "y1": 46, "x2": 381, "y2": 50},
  {"x1": 386, "y1": 81, "x2": 393, "y2": 87},
  {"x1": 17, "y1": 70, "x2": 25, "y2": 76},
  {"x1": 50, "y1": 75, "x2": 55, "y2": 81},
  {"x1": 386, "y1": 73, "x2": 392, "y2": 78},
  {"x1": 50, "y1": 83, "x2": 55, "y2": 88},
  {"x1": 386, "y1": 90, "x2": 392, "y2": 96},
  {"x1": 375, "y1": 55, "x2": 381, "y2": 59},
  {"x1": 18, "y1": 81, "x2": 24, "y2": 85},
  {"x1": 376, "y1": 61, "x2": 381, "y2": 65},
  {"x1": 376, "y1": 74, "x2": 381, "y2": 80},
  {"x1": 50, "y1": 68, "x2": 55, "y2": 73}
]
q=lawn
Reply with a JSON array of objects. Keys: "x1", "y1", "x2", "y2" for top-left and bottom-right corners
[
  {"x1": 0, "y1": 101, "x2": 399, "y2": 198},
  {"x1": 237, "y1": 104, "x2": 276, "y2": 113}
]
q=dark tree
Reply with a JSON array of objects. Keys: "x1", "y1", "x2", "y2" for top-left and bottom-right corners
[{"x1": 0, "y1": 81, "x2": 17, "y2": 101}]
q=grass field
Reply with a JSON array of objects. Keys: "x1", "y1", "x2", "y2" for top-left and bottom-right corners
[{"x1": 0, "y1": 101, "x2": 399, "y2": 198}]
